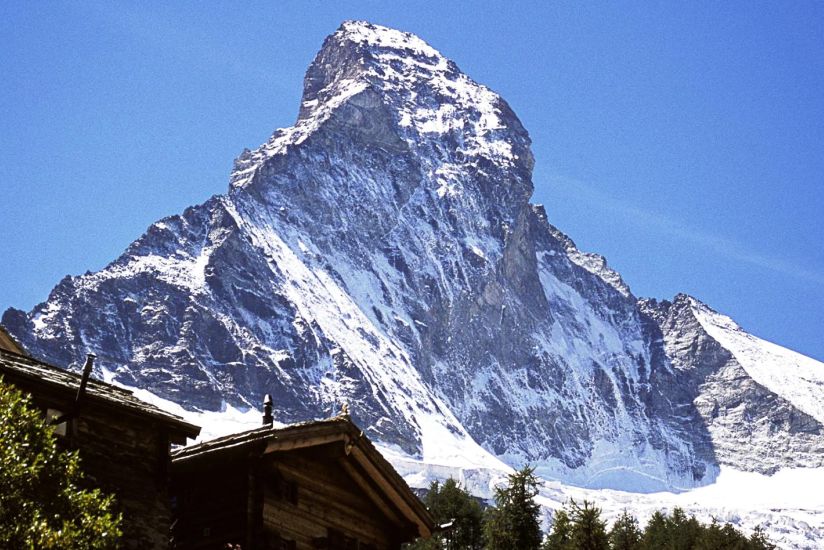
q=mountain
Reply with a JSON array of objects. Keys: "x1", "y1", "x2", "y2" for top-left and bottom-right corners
[{"x1": 4, "y1": 20, "x2": 823, "y2": 535}]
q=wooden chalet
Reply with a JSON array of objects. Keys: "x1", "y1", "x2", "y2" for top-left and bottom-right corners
[
  {"x1": 0, "y1": 346, "x2": 201, "y2": 549},
  {"x1": 171, "y1": 412, "x2": 434, "y2": 550}
]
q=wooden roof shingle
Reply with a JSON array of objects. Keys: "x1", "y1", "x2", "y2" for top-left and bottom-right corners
[{"x1": 0, "y1": 347, "x2": 200, "y2": 440}]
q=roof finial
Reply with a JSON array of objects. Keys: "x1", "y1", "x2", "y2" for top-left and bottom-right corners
[
  {"x1": 262, "y1": 394, "x2": 273, "y2": 426},
  {"x1": 339, "y1": 402, "x2": 350, "y2": 418}
]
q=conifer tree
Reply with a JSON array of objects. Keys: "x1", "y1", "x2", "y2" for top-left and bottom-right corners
[
  {"x1": 409, "y1": 478, "x2": 484, "y2": 549},
  {"x1": 541, "y1": 508, "x2": 571, "y2": 550},
  {"x1": 640, "y1": 510, "x2": 669, "y2": 549},
  {"x1": 608, "y1": 509, "x2": 641, "y2": 550},
  {"x1": 693, "y1": 518, "x2": 748, "y2": 549},
  {"x1": 748, "y1": 526, "x2": 776, "y2": 550},
  {"x1": 567, "y1": 500, "x2": 608, "y2": 550},
  {"x1": 483, "y1": 466, "x2": 543, "y2": 550},
  {"x1": 666, "y1": 507, "x2": 701, "y2": 550},
  {"x1": 750, "y1": 525, "x2": 776, "y2": 550}
]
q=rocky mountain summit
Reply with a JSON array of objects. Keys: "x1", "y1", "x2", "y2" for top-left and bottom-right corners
[{"x1": 5, "y1": 21, "x2": 823, "y2": 495}]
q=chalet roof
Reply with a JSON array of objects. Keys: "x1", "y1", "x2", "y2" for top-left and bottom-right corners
[
  {"x1": 0, "y1": 347, "x2": 200, "y2": 440},
  {"x1": 172, "y1": 415, "x2": 435, "y2": 538}
]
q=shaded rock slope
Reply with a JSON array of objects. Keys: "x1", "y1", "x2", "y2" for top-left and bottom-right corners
[{"x1": 5, "y1": 21, "x2": 823, "y2": 492}]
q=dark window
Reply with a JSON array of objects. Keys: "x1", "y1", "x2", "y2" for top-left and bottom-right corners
[
  {"x1": 268, "y1": 470, "x2": 299, "y2": 505},
  {"x1": 268, "y1": 530, "x2": 297, "y2": 550},
  {"x1": 326, "y1": 528, "x2": 361, "y2": 550}
]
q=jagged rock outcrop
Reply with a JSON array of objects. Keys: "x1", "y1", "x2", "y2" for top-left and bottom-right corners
[
  {"x1": 4, "y1": 21, "x2": 823, "y2": 493},
  {"x1": 641, "y1": 295, "x2": 824, "y2": 474}
]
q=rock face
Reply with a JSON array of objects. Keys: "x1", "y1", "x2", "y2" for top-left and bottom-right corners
[
  {"x1": 641, "y1": 295, "x2": 824, "y2": 474},
  {"x1": 5, "y1": 21, "x2": 824, "y2": 492}
]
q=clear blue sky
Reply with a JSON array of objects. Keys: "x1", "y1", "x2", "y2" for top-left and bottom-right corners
[{"x1": 2, "y1": 2, "x2": 823, "y2": 360}]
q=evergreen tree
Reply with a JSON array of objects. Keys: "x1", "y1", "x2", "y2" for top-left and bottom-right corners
[
  {"x1": 408, "y1": 478, "x2": 484, "y2": 549},
  {"x1": 568, "y1": 500, "x2": 608, "y2": 550},
  {"x1": 608, "y1": 509, "x2": 641, "y2": 550},
  {"x1": 0, "y1": 378, "x2": 122, "y2": 549},
  {"x1": 640, "y1": 510, "x2": 669, "y2": 549},
  {"x1": 636, "y1": 509, "x2": 775, "y2": 550},
  {"x1": 748, "y1": 526, "x2": 776, "y2": 550},
  {"x1": 666, "y1": 507, "x2": 701, "y2": 550},
  {"x1": 541, "y1": 508, "x2": 572, "y2": 550},
  {"x1": 483, "y1": 466, "x2": 543, "y2": 550},
  {"x1": 693, "y1": 518, "x2": 749, "y2": 550}
]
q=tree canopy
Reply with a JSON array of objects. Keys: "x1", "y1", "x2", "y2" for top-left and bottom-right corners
[
  {"x1": 0, "y1": 378, "x2": 122, "y2": 549},
  {"x1": 542, "y1": 502, "x2": 774, "y2": 550},
  {"x1": 483, "y1": 466, "x2": 543, "y2": 550},
  {"x1": 408, "y1": 478, "x2": 484, "y2": 550},
  {"x1": 608, "y1": 509, "x2": 642, "y2": 550}
]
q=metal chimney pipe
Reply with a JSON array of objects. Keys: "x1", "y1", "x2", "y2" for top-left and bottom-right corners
[
  {"x1": 262, "y1": 394, "x2": 274, "y2": 426},
  {"x1": 74, "y1": 352, "x2": 96, "y2": 407},
  {"x1": 51, "y1": 352, "x2": 97, "y2": 428}
]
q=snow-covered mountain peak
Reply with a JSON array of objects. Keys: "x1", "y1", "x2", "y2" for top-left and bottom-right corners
[
  {"x1": 231, "y1": 21, "x2": 533, "y2": 193},
  {"x1": 333, "y1": 20, "x2": 445, "y2": 65}
]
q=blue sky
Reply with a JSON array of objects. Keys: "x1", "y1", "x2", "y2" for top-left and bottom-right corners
[{"x1": 1, "y1": 2, "x2": 823, "y2": 360}]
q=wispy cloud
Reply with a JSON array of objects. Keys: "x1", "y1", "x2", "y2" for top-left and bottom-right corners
[
  {"x1": 545, "y1": 174, "x2": 824, "y2": 287},
  {"x1": 75, "y1": 3, "x2": 297, "y2": 93}
]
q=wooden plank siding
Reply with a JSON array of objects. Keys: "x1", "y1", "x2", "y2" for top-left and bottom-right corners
[
  {"x1": 261, "y1": 447, "x2": 400, "y2": 549},
  {"x1": 73, "y1": 413, "x2": 177, "y2": 549},
  {"x1": 172, "y1": 461, "x2": 249, "y2": 549}
]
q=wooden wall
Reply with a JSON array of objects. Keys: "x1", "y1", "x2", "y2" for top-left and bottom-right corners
[
  {"x1": 73, "y1": 412, "x2": 175, "y2": 549},
  {"x1": 172, "y1": 442, "x2": 414, "y2": 550},
  {"x1": 172, "y1": 456, "x2": 249, "y2": 549},
  {"x1": 261, "y1": 448, "x2": 400, "y2": 549}
]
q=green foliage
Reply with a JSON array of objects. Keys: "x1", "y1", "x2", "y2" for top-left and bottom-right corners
[
  {"x1": 397, "y1": 469, "x2": 778, "y2": 550},
  {"x1": 693, "y1": 518, "x2": 749, "y2": 550},
  {"x1": 608, "y1": 509, "x2": 641, "y2": 550},
  {"x1": 542, "y1": 508, "x2": 572, "y2": 550},
  {"x1": 568, "y1": 500, "x2": 608, "y2": 550},
  {"x1": 634, "y1": 509, "x2": 773, "y2": 550},
  {"x1": 747, "y1": 527, "x2": 776, "y2": 550},
  {"x1": 538, "y1": 504, "x2": 774, "y2": 550},
  {"x1": 483, "y1": 466, "x2": 543, "y2": 550},
  {"x1": 408, "y1": 478, "x2": 484, "y2": 549},
  {"x1": 640, "y1": 510, "x2": 669, "y2": 549},
  {"x1": 0, "y1": 378, "x2": 122, "y2": 549},
  {"x1": 665, "y1": 508, "x2": 702, "y2": 550},
  {"x1": 542, "y1": 500, "x2": 608, "y2": 550}
]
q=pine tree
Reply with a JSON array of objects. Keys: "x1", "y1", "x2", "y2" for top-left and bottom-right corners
[
  {"x1": 0, "y1": 378, "x2": 122, "y2": 549},
  {"x1": 666, "y1": 507, "x2": 701, "y2": 550},
  {"x1": 693, "y1": 518, "x2": 748, "y2": 550},
  {"x1": 483, "y1": 466, "x2": 543, "y2": 550},
  {"x1": 408, "y1": 478, "x2": 484, "y2": 549},
  {"x1": 641, "y1": 510, "x2": 669, "y2": 549},
  {"x1": 608, "y1": 509, "x2": 641, "y2": 550},
  {"x1": 541, "y1": 508, "x2": 571, "y2": 550},
  {"x1": 567, "y1": 500, "x2": 608, "y2": 550},
  {"x1": 748, "y1": 526, "x2": 776, "y2": 550}
]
